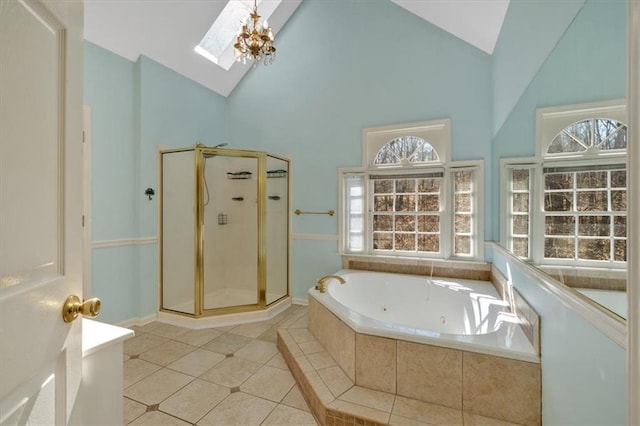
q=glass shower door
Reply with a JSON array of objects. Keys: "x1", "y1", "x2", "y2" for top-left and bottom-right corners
[
  {"x1": 161, "y1": 149, "x2": 196, "y2": 314},
  {"x1": 202, "y1": 154, "x2": 259, "y2": 311},
  {"x1": 265, "y1": 155, "x2": 289, "y2": 304}
]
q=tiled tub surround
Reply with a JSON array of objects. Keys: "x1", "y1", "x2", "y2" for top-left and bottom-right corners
[
  {"x1": 278, "y1": 326, "x2": 541, "y2": 426},
  {"x1": 286, "y1": 270, "x2": 541, "y2": 425},
  {"x1": 342, "y1": 255, "x2": 491, "y2": 282}
]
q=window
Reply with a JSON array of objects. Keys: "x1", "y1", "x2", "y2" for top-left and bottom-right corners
[
  {"x1": 341, "y1": 120, "x2": 483, "y2": 260},
  {"x1": 501, "y1": 101, "x2": 627, "y2": 268}
]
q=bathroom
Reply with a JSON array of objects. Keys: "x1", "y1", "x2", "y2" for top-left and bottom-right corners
[{"x1": 79, "y1": 0, "x2": 638, "y2": 424}]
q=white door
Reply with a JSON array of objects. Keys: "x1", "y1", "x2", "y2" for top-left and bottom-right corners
[{"x1": 0, "y1": 0, "x2": 85, "y2": 424}]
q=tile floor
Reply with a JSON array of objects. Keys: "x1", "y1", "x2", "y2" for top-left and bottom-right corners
[{"x1": 123, "y1": 305, "x2": 318, "y2": 425}]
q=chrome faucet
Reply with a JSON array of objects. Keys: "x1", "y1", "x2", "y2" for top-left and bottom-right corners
[{"x1": 315, "y1": 275, "x2": 346, "y2": 293}]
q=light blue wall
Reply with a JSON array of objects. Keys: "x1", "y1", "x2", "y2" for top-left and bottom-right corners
[
  {"x1": 84, "y1": 43, "x2": 229, "y2": 323},
  {"x1": 84, "y1": 42, "x2": 141, "y2": 322},
  {"x1": 491, "y1": 246, "x2": 627, "y2": 425},
  {"x1": 228, "y1": 0, "x2": 493, "y2": 297},
  {"x1": 491, "y1": 0, "x2": 585, "y2": 136},
  {"x1": 491, "y1": 0, "x2": 627, "y2": 240}
]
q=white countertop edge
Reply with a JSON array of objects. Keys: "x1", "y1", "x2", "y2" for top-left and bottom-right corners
[{"x1": 82, "y1": 318, "x2": 134, "y2": 357}]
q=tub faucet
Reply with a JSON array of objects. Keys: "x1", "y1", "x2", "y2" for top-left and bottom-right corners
[{"x1": 315, "y1": 275, "x2": 346, "y2": 293}]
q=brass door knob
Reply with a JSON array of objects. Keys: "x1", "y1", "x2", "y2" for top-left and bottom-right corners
[{"x1": 62, "y1": 295, "x2": 101, "y2": 323}]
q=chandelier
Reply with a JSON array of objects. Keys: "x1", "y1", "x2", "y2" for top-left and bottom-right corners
[{"x1": 234, "y1": 0, "x2": 276, "y2": 66}]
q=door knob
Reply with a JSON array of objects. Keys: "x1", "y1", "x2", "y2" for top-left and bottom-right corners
[{"x1": 62, "y1": 295, "x2": 101, "y2": 323}]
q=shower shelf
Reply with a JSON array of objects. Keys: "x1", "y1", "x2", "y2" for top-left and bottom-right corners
[
  {"x1": 267, "y1": 169, "x2": 287, "y2": 178},
  {"x1": 227, "y1": 171, "x2": 252, "y2": 179}
]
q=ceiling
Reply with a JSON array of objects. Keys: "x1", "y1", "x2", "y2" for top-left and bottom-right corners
[{"x1": 84, "y1": 0, "x2": 510, "y2": 98}]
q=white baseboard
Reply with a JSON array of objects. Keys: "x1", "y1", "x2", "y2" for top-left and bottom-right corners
[
  {"x1": 117, "y1": 313, "x2": 158, "y2": 328},
  {"x1": 292, "y1": 297, "x2": 308, "y2": 306}
]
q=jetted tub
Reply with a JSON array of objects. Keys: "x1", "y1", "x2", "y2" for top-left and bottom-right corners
[{"x1": 309, "y1": 270, "x2": 538, "y2": 362}]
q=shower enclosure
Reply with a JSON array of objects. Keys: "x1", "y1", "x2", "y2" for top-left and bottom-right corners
[{"x1": 159, "y1": 144, "x2": 290, "y2": 317}]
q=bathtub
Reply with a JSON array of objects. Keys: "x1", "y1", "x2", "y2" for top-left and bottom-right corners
[{"x1": 309, "y1": 270, "x2": 538, "y2": 362}]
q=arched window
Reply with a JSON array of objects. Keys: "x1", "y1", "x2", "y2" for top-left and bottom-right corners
[
  {"x1": 373, "y1": 136, "x2": 439, "y2": 165},
  {"x1": 547, "y1": 118, "x2": 627, "y2": 155}
]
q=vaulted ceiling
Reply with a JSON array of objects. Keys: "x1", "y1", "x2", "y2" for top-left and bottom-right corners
[{"x1": 84, "y1": 0, "x2": 510, "y2": 97}]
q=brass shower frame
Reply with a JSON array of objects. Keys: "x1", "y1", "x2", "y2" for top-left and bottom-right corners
[{"x1": 158, "y1": 145, "x2": 291, "y2": 318}]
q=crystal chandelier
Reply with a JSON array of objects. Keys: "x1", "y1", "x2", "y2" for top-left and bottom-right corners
[{"x1": 234, "y1": 0, "x2": 276, "y2": 66}]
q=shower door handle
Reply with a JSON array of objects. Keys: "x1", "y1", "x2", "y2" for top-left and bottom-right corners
[{"x1": 62, "y1": 295, "x2": 102, "y2": 323}]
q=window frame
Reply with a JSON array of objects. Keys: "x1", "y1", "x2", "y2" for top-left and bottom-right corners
[
  {"x1": 500, "y1": 100, "x2": 627, "y2": 270},
  {"x1": 340, "y1": 119, "x2": 484, "y2": 261}
]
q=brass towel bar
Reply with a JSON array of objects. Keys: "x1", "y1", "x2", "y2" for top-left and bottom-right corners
[{"x1": 294, "y1": 209, "x2": 335, "y2": 216}]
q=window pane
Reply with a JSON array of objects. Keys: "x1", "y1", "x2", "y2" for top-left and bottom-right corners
[
  {"x1": 614, "y1": 239, "x2": 627, "y2": 261},
  {"x1": 578, "y1": 239, "x2": 610, "y2": 261},
  {"x1": 417, "y1": 215, "x2": 439, "y2": 232},
  {"x1": 576, "y1": 171, "x2": 607, "y2": 189},
  {"x1": 548, "y1": 132, "x2": 587, "y2": 154},
  {"x1": 578, "y1": 216, "x2": 610, "y2": 237},
  {"x1": 577, "y1": 191, "x2": 607, "y2": 211},
  {"x1": 417, "y1": 194, "x2": 439, "y2": 212},
  {"x1": 513, "y1": 237, "x2": 529, "y2": 258},
  {"x1": 394, "y1": 233, "x2": 415, "y2": 251},
  {"x1": 373, "y1": 233, "x2": 393, "y2": 250},
  {"x1": 395, "y1": 215, "x2": 415, "y2": 232},
  {"x1": 350, "y1": 198, "x2": 362, "y2": 214},
  {"x1": 545, "y1": 216, "x2": 575, "y2": 235},
  {"x1": 373, "y1": 214, "x2": 392, "y2": 232},
  {"x1": 349, "y1": 233, "x2": 362, "y2": 251},
  {"x1": 396, "y1": 179, "x2": 415, "y2": 193},
  {"x1": 455, "y1": 194, "x2": 471, "y2": 213},
  {"x1": 350, "y1": 216, "x2": 362, "y2": 232},
  {"x1": 611, "y1": 191, "x2": 626, "y2": 211},
  {"x1": 374, "y1": 180, "x2": 393, "y2": 193},
  {"x1": 544, "y1": 238, "x2": 575, "y2": 259},
  {"x1": 454, "y1": 171, "x2": 472, "y2": 192},
  {"x1": 614, "y1": 216, "x2": 626, "y2": 237},
  {"x1": 455, "y1": 214, "x2": 471, "y2": 233},
  {"x1": 418, "y1": 178, "x2": 440, "y2": 193},
  {"x1": 596, "y1": 120, "x2": 627, "y2": 150},
  {"x1": 374, "y1": 195, "x2": 394, "y2": 211},
  {"x1": 395, "y1": 195, "x2": 416, "y2": 211},
  {"x1": 454, "y1": 236, "x2": 471, "y2": 255},
  {"x1": 601, "y1": 126, "x2": 627, "y2": 150},
  {"x1": 565, "y1": 120, "x2": 592, "y2": 144},
  {"x1": 594, "y1": 119, "x2": 620, "y2": 146},
  {"x1": 610, "y1": 170, "x2": 626, "y2": 188},
  {"x1": 513, "y1": 193, "x2": 529, "y2": 212},
  {"x1": 418, "y1": 234, "x2": 439, "y2": 252},
  {"x1": 545, "y1": 173, "x2": 574, "y2": 190},
  {"x1": 513, "y1": 215, "x2": 529, "y2": 235},
  {"x1": 544, "y1": 192, "x2": 572, "y2": 211},
  {"x1": 512, "y1": 169, "x2": 529, "y2": 191}
]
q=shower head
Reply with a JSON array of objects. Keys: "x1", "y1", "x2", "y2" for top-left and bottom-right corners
[{"x1": 213, "y1": 143, "x2": 228, "y2": 148}]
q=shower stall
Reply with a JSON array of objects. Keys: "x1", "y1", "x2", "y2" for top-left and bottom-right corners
[{"x1": 159, "y1": 144, "x2": 290, "y2": 320}]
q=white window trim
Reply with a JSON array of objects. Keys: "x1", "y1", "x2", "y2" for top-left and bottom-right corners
[
  {"x1": 339, "y1": 118, "x2": 484, "y2": 261},
  {"x1": 536, "y1": 99, "x2": 627, "y2": 161},
  {"x1": 362, "y1": 119, "x2": 451, "y2": 169}
]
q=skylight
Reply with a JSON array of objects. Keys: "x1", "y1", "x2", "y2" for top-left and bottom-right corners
[{"x1": 195, "y1": 0, "x2": 280, "y2": 71}]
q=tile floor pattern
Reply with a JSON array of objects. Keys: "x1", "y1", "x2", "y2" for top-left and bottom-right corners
[{"x1": 123, "y1": 305, "x2": 319, "y2": 425}]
